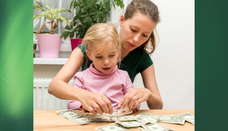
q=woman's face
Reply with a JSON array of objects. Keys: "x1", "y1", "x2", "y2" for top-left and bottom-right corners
[{"x1": 119, "y1": 12, "x2": 156, "y2": 52}]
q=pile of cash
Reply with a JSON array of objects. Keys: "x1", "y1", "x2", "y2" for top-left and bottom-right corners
[
  {"x1": 56, "y1": 108, "x2": 133, "y2": 125},
  {"x1": 56, "y1": 109, "x2": 194, "y2": 131}
]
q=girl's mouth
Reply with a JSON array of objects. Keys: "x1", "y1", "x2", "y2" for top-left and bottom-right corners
[{"x1": 103, "y1": 68, "x2": 111, "y2": 70}]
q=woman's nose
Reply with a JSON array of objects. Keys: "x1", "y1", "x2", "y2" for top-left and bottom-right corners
[{"x1": 133, "y1": 34, "x2": 140, "y2": 42}]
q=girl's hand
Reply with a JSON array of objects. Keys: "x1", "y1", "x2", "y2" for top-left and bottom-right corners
[
  {"x1": 118, "y1": 88, "x2": 151, "y2": 109},
  {"x1": 78, "y1": 90, "x2": 113, "y2": 115}
]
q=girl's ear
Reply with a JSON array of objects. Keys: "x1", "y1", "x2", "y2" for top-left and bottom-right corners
[
  {"x1": 86, "y1": 50, "x2": 92, "y2": 60},
  {"x1": 119, "y1": 14, "x2": 125, "y2": 27}
]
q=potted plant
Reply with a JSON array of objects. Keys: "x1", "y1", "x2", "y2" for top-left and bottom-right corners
[
  {"x1": 61, "y1": 0, "x2": 124, "y2": 51},
  {"x1": 33, "y1": 2, "x2": 71, "y2": 58}
]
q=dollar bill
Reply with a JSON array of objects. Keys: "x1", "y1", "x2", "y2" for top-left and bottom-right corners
[
  {"x1": 158, "y1": 115, "x2": 185, "y2": 125},
  {"x1": 56, "y1": 109, "x2": 91, "y2": 125},
  {"x1": 87, "y1": 115, "x2": 118, "y2": 122},
  {"x1": 115, "y1": 120, "x2": 142, "y2": 128},
  {"x1": 87, "y1": 108, "x2": 132, "y2": 122},
  {"x1": 56, "y1": 109, "x2": 85, "y2": 118},
  {"x1": 88, "y1": 107, "x2": 132, "y2": 116},
  {"x1": 95, "y1": 123, "x2": 135, "y2": 131},
  {"x1": 177, "y1": 112, "x2": 194, "y2": 125},
  {"x1": 142, "y1": 123, "x2": 174, "y2": 131},
  {"x1": 136, "y1": 113, "x2": 160, "y2": 125},
  {"x1": 118, "y1": 115, "x2": 136, "y2": 122}
]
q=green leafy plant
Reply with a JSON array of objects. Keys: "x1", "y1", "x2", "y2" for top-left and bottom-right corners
[
  {"x1": 33, "y1": 2, "x2": 71, "y2": 34},
  {"x1": 61, "y1": 0, "x2": 124, "y2": 39}
]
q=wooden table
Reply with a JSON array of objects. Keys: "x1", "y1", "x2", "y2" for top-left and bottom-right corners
[{"x1": 34, "y1": 109, "x2": 194, "y2": 131}]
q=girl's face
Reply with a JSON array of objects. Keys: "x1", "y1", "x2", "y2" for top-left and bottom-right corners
[
  {"x1": 86, "y1": 42, "x2": 119, "y2": 74},
  {"x1": 119, "y1": 12, "x2": 156, "y2": 52}
]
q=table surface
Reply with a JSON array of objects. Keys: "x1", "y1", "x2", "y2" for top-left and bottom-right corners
[{"x1": 34, "y1": 109, "x2": 194, "y2": 131}]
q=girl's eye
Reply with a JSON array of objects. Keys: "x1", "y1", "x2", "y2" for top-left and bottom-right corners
[
  {"x1": 96, "y1": 56, "x2": 102, "y2": 59},
  {"x1": 109, "y1": 54, "x2": 115, "y2": 57}
]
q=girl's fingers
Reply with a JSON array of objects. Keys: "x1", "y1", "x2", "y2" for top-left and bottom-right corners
[{"x1": 99, "y1": 97, "x2": 113, "y2": 114}]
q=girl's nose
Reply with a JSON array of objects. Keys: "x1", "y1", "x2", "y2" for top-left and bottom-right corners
[{"x1": 104, "y1": 59, "x2": 110, "y2": 65}]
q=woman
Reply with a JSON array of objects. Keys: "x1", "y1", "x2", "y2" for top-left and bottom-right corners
[{"x1": 48, "y1": 0, "x2": 163, "y2": 115}]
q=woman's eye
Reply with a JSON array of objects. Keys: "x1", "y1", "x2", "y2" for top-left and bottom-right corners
[
  {"x1": 142, "y1": 34, "x2": 148, "y2": 37},
  {"x1": 131, "y1": 28, "x2": 136, "y2": 32}
]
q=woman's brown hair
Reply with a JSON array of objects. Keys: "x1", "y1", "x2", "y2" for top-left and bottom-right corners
[{"x1": 124, "y1": 0, "x2": 160, "y2": 54}]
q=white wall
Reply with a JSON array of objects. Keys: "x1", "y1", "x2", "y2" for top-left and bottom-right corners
[{"x1": 111, "y1": 0, "x2": 194, "y2": 109}]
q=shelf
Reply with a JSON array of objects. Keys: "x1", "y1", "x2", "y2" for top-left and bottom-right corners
[{"x1": 33, "y1": 58, "x2": 68, "y2": 65}]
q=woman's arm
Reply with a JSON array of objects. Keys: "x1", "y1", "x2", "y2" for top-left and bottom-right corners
[
  {"x1": 48, "y1": 47, "x2": 84, "y2": 100},
  {"x1": 141, "y1": 64, "x2": 163, "y2": 109},
  {"x1": 118, "y1": 65, "x2": 163, "y2": 109},
  {"x1": 48, "y1": 47, "x2": 113, "y2": 115}
]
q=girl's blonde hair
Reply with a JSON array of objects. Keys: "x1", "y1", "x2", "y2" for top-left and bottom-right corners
[{"x1": 82, "y1": 23, "x2": 121, "y2": 65}]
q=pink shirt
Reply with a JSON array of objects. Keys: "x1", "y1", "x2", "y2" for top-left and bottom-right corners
[{"x1": 68, "y1": 64, "x2": 133, "y2": 110}]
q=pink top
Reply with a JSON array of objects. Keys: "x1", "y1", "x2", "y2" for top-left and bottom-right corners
[{"x1": 68, "y1": 63, "x2": 134, "y2": 110}]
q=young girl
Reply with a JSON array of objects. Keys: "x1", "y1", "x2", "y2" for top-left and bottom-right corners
[
  {"x1": 49, "y1": 0, "x2": 163, "y2": 115},
  {"x1": 67, "y1": 23, "x2": 135, "y2": 111}
]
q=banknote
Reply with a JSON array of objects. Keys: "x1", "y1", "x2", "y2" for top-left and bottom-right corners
[
  {"x1": 117, "y1": 115, "x2": 136, "y2": 122},
  {"x1": 115, "y1": 120, "x2": 142, "y2": 128},
  {"x1": 95, "y1": 123, "x2": 135, "y2": 131},
  {"x1": 87, "y1": 108, "x2": 132, "y2": 122},
  {"x1": 88, "y1": 107, "x2": 132, "y2": 116},
  {"x1": 158, "y1": 115, "x2": 185, "y2": 125},
  {"x1": 177, "y1": 112, "x2": 194, "y2": 125},
  {"x1": 56, "y1": 109, "x2": 91, "y2": 125},
  {"x1": 87, "y1": 114, "x2": 118, "y2": 122},
  {"x1": 136, "y1": 113, "x2": 160, "y2": 125},
  {"x1": 142, "y1": 123, "x2": 174, "y2": 131},
  {"x1": 56, "y1": 109, "x2": 86, "y2": 118}
]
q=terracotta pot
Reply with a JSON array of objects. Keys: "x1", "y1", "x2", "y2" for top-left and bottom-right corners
[
  {"x1": 70, "y1": 38, "x2": 83, "y2": 51},
  {"x1": 37, "y1": 34, "x2": 61, "y2": 58}
]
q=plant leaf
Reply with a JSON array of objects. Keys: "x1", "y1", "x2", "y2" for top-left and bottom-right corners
[
  {"x1": 75, "y1": 6, "x2": 80, "y2": 16},
  {"x1": 69, "y1": 31, "x2": 74, "y2": 38},
  {"x1": 55, "y1": 15, "x2": 70, "y2": 25},
  {"x1": 65, "y1": 25, "x2": 71, "y2": 30},
  {"x1": 61, "y1": 31, "x2": 70, "y2": 39},
  {"x1": 33, "y1": 4, "x2": 45, "y2": 11},
  {"x1": 33, "y1": 14, "x2": 44, "y2": 20},
  {"x1": 44, "y1": 3, "x2": 50, "y2": 10},
  {"x1": 87, "y1": 0, "x2": 92, "y2": 7}
]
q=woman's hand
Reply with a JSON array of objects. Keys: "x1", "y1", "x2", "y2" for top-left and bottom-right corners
[
  {"x1": 118, "y1": 88, "x2": 151, "y2": 110},
  {"x1": 78, "y1": 90, "x2": 113, "y2": 115}
]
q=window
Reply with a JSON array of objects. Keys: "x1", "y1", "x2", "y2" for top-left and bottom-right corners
[{"x1": 33, "y1": 0, "x2": 73, "y2": 35}]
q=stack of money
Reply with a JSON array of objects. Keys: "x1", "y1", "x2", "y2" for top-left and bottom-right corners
[
  {"x1": 56, "y1": 109, "x2": 194, "y2": 131},
  {"x1": 96, "y1": 113, "x2": 174, "y2": 131},
  {"x1": 87, "y1": 108, "x2": 133, "y2": 122},
  {"x1": 56, "y1": 108, "x2": 133, "y2": 125}
]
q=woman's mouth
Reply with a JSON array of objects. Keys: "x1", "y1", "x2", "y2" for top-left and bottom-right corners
[{"x1": 128, "y1": 42, "x2": 135, "y2": 47}]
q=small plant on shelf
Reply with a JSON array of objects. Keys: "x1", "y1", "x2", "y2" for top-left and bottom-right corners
[
  {"x1": 33, "y1": 2, "x2": 71, "y2": 34},
  {"x1": 61, "y1": 0, "x2": 124, "y2": 39}
]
